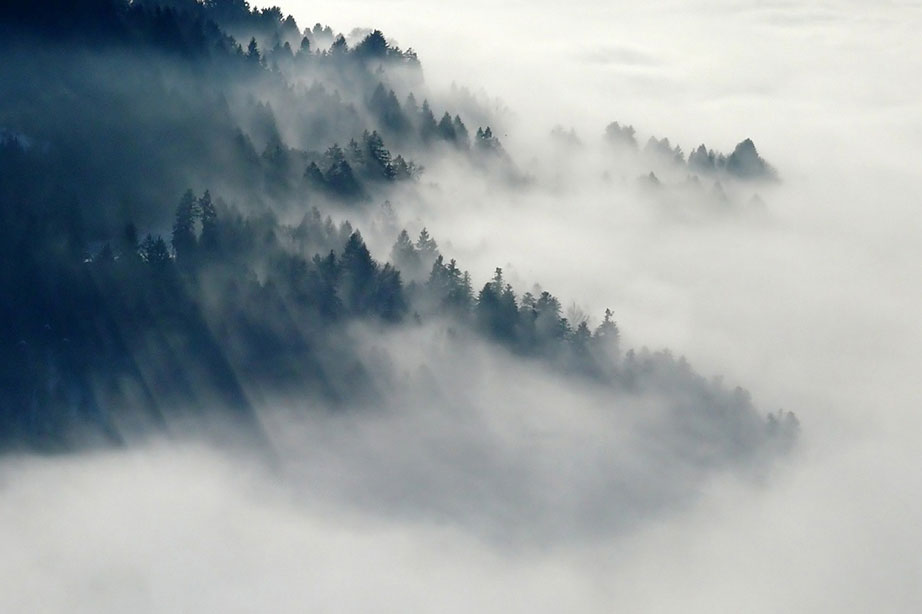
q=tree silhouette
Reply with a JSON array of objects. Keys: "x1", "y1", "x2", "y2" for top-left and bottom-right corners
[
  {"x1": 199, "y1": 190, "x2": 218, "y2": 252},
  {"x1": 452, "y1": 115, "x2": 470, "y2": 148},
  {"x1": 419, "y1": 99, "x2": 438, "y2": 142},
  {"x1": 390, "y1": 229, "x2": 421, "y2": 277},
  {"x1": 438, "y1": 112, "x2": 456, "y2": 141},
  {"x1": 354, "y1": 29, "x2": 388, "y2": 59},
  {"x1": 141, "y1": 234, "x2": 171, "y2": 267},
  {"x1": 415, "y1": 227, "x2": 439, "y2": 263},
  {"x1": 340, "y1": 231, "x2": 377, "y2": 314},
  {"x1": 246, "y1": 37, "x2": 260, "y2": 63},
  {"x1": 171, "y1": 189, "x2": 199, "y2": 262},
  {"x1": 363, "y1": 130, "x2": 395, "y2": 180}
]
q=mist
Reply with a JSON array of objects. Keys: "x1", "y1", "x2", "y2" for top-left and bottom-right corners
[
  {"x1": 288, "y1": 1, "x2": 922, "y2": 610},
  {"x1": 2, "y1": 0, "x2": 921, "y2": 611}
]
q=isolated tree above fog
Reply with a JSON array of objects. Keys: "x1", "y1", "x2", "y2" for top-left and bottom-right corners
[{"x1": 606, "y1": 120, "x2": 779, "y2": 182}]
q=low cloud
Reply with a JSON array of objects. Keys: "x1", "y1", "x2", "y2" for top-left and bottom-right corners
[{"x1": 2, "y1": 0, "x2": 921, "y2": 611}]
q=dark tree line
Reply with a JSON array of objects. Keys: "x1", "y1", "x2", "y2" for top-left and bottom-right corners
[
  {"x1": 303, "y1": 132, "x2": 421, "y2": 200},
  {"x1": 367, "y1": 83, "x2": 475, "y2": 150},
  {"x1": 0, "y1": 180, "x2": 797, "y2": 451},
  {"x1": 0, "y1": 186, "x2": 413, "y2": 449}
]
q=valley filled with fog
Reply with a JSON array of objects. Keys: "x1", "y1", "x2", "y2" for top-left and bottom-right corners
[{"x1": 1, "y1": 1, "x2": 920, "y2": 612}]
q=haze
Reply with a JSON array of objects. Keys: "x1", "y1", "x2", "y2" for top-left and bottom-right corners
[{"x1": 1, "y1": 1, "x2": 920, "y2": 612}]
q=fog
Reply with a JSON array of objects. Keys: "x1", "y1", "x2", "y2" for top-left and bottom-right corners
[
  {"x1": 313, "y1": 1, "x2": 922, "y2": 609},
  {"x1": 3, "y1": 1, "x2": 921, "y2": 611}
]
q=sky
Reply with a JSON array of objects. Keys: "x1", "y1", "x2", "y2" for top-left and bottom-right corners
[{"x1": 2, "y1": 1, "x2": 921, "y2": 611}]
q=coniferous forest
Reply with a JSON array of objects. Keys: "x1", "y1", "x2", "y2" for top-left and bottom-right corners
[
  {"x1": 9, "y1": 3, "x2": 922, "y2": 612},
  {"x1": 1, "y1": 1, "x2": 795, "y2": 500}
]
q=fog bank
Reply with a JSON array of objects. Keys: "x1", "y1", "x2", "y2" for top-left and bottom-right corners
[{"x1": 2, "y1": 0, "x2": 921, "y2": 611}]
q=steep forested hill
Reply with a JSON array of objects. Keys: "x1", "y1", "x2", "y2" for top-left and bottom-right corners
[{"x1": 0, "y1": 0, "x2": 795, "y2": 480}]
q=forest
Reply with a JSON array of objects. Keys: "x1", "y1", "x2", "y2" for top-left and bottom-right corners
[{"x1": 0, "y1": 0, "x2": 796, "y2": 468}]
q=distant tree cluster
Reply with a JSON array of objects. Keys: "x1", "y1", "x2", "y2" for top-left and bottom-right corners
[
  {"x1": 304, "y1": 132, "x2": 421, "y2": 200},
  {"x1": 604, "y1": 121, "x2": 638, "y2": 150},
  {"x1": 474, "y1": 126, "x2": 506, "y2": 156},
  {"x1": 389, "y1": 228, "x2": 441, "y2": 281},
  {"x1": 252, "y1": 26, "x2": 421, "y2": 73},
  {"x1": 605, "y1": 121, "x2": 778, "y2": 182},
  {"x1": 688, "y1": 138, "x2": 778, "y2": 181},
  {"x1": 645, "y1": 136, "x2": 686, "y2": 165},
  {"x1": 414, "y1": 261, "x2": 621, "y2": 372},
  {"x1": 364, "y1": 82, "x2": 504, "y2": 157}
]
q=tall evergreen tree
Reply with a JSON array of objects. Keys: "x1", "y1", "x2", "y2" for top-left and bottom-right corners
[
  {"x1": 364, "y1": 130, "x2": 394, "y2": 180},
  {"x1": 415, "y1": 227, "x2": 438, "y2": 263},
  {"x1": 374, "y1": 263, "x2": 405, "y2": 321},
  {"x1": 438, "y1": 112, "x2": 456, "y2": 142},
  {"x1": 246, "y1": 37, "x2": 260, "y2": 63},
  {"x1": 390, "y1": 229, "x2": 421, "y2": 277},
  {"x1": 330, "y1": 34, "x2": 348, "y2": 55},
  {"x1": 304, "y1": 161, "x2": 325, "y2": 186},
  {"x1": 452, "y1": 115, "x2": 470, "y2": 149},
  {"x1": 198, "y1": 190, "x2": 218, "y2": 252},
  {"x1": 171, "y1": 189, "x2": 199, "y2": 262},
  {"x1": 340, "y1": 231, "x2": 377, "y2": 314},
  {"x1": 141, "y1": 234, "x2": 172, "y2": 267},
  {"x1": 419, "y1": 99, "x2": 437, "y2": 142}
]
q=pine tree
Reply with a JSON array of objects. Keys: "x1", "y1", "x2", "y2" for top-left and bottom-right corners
[
  {"x1": 354, "y1": 29, "x2": 389, "y2": 58},
  {"x1": 330, "y1": 34, "x2": 348, "y2": 55},
  {"x1": 364, "y1": 130, "x2": 394, "y2": 180},
  {"x1": 438, "y1": 112, "x2": 456, "y2": 141},
  {"x1": 452, "y1": 115, "x2": 470, "y2": 149},
  {"x1": 384, "y1": 89, "x2": 408, "y2": 133},
  {"x1": 374, "y1": 263, "x2": 406, "y2": 321},
  {"x1": 572, "y1": 321, "x2": 592, "y2": 350},
  {"x1": 325, "y1": 159, "x2": 362, "y2": 198},
  {"x1": 476, "y1": 268, "x2": 519, "y2": 342},
  {"x1": 419, "y1": 99, "x2": 437, "y2": 142},
  {"x1": 415, "y1": 227, "x2": 439, "y2": 263},
  {"x1": 347, "y1": 138, "x2": 366, "y2": 171},
  {"x1": 370, "y1": 83, "x2": 388, "y2": 115},
  {"x1": 390, "y1": 229, "x2": 421, "y2": 276},
  {"x1": 199, "y1": 190, "x2": 218, "y2": 252},
  {"x1": 246, "y1": 37, "x2": 260, "y2": 63},
  {"x1": 323, "y1": 143, "x2": 346, "y2": 170},
  {"x1": 391, "y1": 155, "x2": 410, "y2": 180},
  {"x1": 304, "y1": 161, "x2": 325, "y2": 185},
  {"x1": 594, "y1": 308, "x2": 619, "y2": 341},
  {"x1": 141, "y1": 234, "x2": 172, "y2": 267},
  {"x1": 341, "y1": 231, "x2": 377, "y2": 314},
  {"x1": 604, "y1": 121, "x2": 637, "y2": 149},
  {"x1": 171, "y1": 189, "x2": 199, "y2": 262}
]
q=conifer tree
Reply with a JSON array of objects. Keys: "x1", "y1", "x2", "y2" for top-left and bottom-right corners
[
  {"x1": 419, "y1": 99, "x2": 438, "y2": 142},
  {"x1": 199, "y1": 190, "x2": 218, "y2": 252},
  {"x1": 172, "y1": 189, "x2": 199, "y2": 262},
  {"x1": 438, "y1": 112, "x2": 456, "y2": 141}
]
